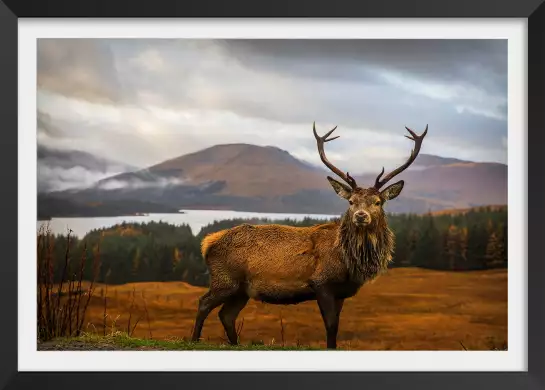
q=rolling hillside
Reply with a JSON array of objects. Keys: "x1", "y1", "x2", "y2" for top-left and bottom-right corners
[{"x1": 41, "y1": 143, "x2": 507, "y2": 216}]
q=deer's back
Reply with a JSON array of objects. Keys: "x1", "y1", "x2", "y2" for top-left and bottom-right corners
[{"x1": 202, "y1": 222, "x2": 341, "y2": 283}]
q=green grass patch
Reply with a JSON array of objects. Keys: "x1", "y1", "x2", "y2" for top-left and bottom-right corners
[{"x1": 38, "y1": 332, "x2": 320, "y2": 351}]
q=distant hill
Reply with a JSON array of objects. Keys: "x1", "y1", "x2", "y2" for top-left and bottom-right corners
[
  {"x1": 101, "y1": 143, "x2": 327, "y2": 197},
  {"x1": 411, "y1": 154, "x2": 466, "y2": 168},
  {"x1": 354, "y1": 160, "x2": 507, "y2": 212},
  {"x1": 38, "y1": 144, "x2": 138, "y2": 193},
  {"x1": 41, "y1": 143, "x2": 507, "y2": 217}
]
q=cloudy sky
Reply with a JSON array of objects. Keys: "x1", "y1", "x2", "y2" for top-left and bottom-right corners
[{"x1": 37, "y1": 38, "x2": 507, "y2": 188}]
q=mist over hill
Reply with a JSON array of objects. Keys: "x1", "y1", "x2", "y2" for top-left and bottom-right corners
[
  {"x1": 39, "y1": 143, "x2": 507, "y2": 217},
  {"x1": 38, "y1": 144, "x2": 138, "y2": 193}
]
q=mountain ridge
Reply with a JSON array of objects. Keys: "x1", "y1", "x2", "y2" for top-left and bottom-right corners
[{"x1": 40, "y1": 143, "x2": 507, "y2": 217}]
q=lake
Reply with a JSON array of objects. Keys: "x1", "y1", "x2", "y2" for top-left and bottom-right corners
[{"x1": 36, "y1": 209, "x2": 340, "y2": 238}]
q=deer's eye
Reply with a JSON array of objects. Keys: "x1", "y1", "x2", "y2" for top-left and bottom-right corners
[
  {"x1": 375, "y1": 200, "x2": 381, "y2": 206},
  {"x1": 348, "y1": 200, "x2": 353, "y2": 205}
]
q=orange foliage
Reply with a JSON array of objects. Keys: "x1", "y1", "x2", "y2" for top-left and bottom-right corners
[
  {"x1": 81, "y1": 268, "x2": 507, "y2": 350},
  {"x1": 430, "y1": 205, "x2": 507, "y2": 216},
  {"x1": 101, "y1": 226, "x2": 142, "y2": 237}
]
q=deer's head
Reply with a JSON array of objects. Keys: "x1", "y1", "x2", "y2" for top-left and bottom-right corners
[{"x1": 313, "y1": 122, "x2": 428, "y2": 228}]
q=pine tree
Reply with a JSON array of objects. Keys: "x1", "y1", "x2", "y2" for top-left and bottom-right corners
[
  {"x1": 413, "y1": 214, "x2": 442, "y2": 269},
  {"x1": 406, "y1": 228, "x2": 419, "y2": 266},
  {"x1": 173, "y1": 247, "x2": 182, "y2": 271},
  {"x1": 131, "y1": 247, "x2": 141, "y2": 279},
  {"x1": 497, "y1": 223, "x2": 508, "y2": 265},
  {"x1": 466, "y1": 223, "x2": 488, "y2": 270},
  {"x1": 485, "y1": 231, "x2": 505, "y2": 268},
  {"x1": 392, "y1": 227, "x2": 409, "y2": 267},
  {"x1": 445, "y1": 225, "x2": 462, "y2": 270},
  {"x1": 460, "y1": 227, "x2": 468, "y2": 264}
]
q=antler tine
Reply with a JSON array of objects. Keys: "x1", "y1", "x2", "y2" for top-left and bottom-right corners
[
  {"x1": 313, "y1": 122, "x2": 358, "y2": 189},
  {"x1": 374, "y1": 124, "x2": 428, "y2": 190}
]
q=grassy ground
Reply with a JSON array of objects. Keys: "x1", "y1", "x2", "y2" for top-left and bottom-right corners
[
  {"x1": 37, "y1": 332, "x2": 317, "y2": 351},
  {"x1": 49, "y1": 268, "x2": 507, "y2": 351}
]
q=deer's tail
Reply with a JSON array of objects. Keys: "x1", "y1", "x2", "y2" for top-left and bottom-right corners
[{"x1": 200, "y1": 230, "x2": 227, "y2": 259}]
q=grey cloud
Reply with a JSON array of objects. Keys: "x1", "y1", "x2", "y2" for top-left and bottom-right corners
[
  {"x1": 36, "y1": 38, "x2": 508, "y2": 170},
  {"x1": 216, "y1": 39, "x2": 507, "y2": 100},
  {"x1": 37, "y1": 110, "x2": 64, "y2": 138},
  {"x1": 37, "y1": 39, "x2": 506, "y2": 128},
  {"x1": 125, "y1": 40, "x2": 504, "y2": 136}
]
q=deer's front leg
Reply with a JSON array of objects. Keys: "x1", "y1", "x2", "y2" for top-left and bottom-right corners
[{"x1": 314, "y1": 287, "x2": 340, "y2": 349}]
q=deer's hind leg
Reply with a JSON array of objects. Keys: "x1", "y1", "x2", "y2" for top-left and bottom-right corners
[
  {"x1": 191, "y1": 283, "x2": 240, "y2": 342},
  {"x1": 219, "y1": 293, "x2": 249, "y2": 345}
]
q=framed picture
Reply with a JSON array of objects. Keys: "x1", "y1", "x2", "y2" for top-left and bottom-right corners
[{"x1": 3, "y1": 0, "x2": 542, "y2": 389}]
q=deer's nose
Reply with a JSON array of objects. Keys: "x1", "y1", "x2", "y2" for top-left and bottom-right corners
[{"x1": 354, "y1": 211, "x2": 370, "y2": 222}]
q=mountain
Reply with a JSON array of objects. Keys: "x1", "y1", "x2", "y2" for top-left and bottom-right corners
[
  {"x1": 354, "y1": 159, "x2": 507, "y2": 212},
  {"x1": 38, "y1": 145, "x2": 138, "y2": 193},
  {"x1": 411, "y1": 154, "x2": 466, "y2": 168},
  {"x1": 42, "y1": 144, "x2": 507, "y2": 216},
  {"x1": 145, "y1": 143, "x2": 328, "y2": 197}
]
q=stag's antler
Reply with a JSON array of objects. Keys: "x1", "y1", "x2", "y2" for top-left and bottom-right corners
[
  {"x1": 374, "y1": 125, "x2": 428, "y2": 190},
  {"x1": 313, "y1": 122, "x2": 358, "y2": 190}
]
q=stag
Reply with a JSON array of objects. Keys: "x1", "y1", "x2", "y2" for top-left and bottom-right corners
[{"x1": 191, "y1": 122, "x2": 428, "y2": 349}]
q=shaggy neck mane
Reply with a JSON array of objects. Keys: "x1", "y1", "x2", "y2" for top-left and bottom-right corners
[{"x1": 336, "y1": 212, "x2": 394, "y2": 283}]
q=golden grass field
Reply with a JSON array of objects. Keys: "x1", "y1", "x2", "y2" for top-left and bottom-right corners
[{"x1": 81, "y1": 267, "x2": 507, "y2": 350}]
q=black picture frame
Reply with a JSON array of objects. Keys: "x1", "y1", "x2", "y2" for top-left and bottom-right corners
[{"x1": 2, "y1": 0, "x2": 542, "y2": 389}]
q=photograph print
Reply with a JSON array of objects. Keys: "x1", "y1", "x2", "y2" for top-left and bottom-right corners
[{"x1": 36, "y1": 38, "x2": 508, "y2": 352}]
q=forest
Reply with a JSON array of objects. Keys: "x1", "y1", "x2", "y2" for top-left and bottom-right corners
[{"x1": 37, "y1": 206, "x2": 507, "y2": 288}]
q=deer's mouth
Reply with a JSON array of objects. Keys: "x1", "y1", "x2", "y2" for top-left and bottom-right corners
[{"x1": 353, "y1": 219, "x2": 371, "y2": 228}]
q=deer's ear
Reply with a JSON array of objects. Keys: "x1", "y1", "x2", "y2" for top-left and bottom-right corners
[
  {"x1": 380, "y1": 180, "x2": 404, "y2": 201},
  {"x1": 327, "y1": 176, "x2": 352, "y2": 200}
]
